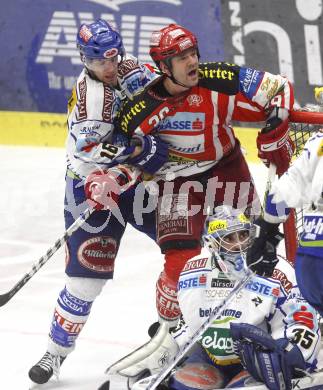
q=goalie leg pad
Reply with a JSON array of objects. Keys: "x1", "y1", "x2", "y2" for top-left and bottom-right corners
[
  {"x1": 169, "y1": 362, "x2": 224, "y2": 390},
  {"x1": 106, "y1": 322, "x2": 179, "y2": 378},
  {"x1": 226, "y1": 370, "x2": 260, "y2": 388}
]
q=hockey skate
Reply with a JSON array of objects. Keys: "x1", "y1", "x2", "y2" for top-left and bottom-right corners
[{"x1": 28, "y1": 351, "x2": 65, "y2": 384}]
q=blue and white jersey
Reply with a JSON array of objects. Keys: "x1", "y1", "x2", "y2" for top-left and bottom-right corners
[
  {"x1": 174, "y1": 250, "x2": 320, "y2": 370},
  {"x1": 66, "y1": 55, "x2": 157, "y2": 179},
  {"x1": 265, "y1": 132, "x2": 323, "y2": 257}
]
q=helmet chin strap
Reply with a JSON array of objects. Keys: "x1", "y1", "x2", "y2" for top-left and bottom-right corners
[{"x1": 167, "y1": 73, "x2": 192, "y2": 90}]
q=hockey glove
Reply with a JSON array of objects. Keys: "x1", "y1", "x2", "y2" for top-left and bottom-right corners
[
  {"x1": 257, "y1": 117, "x2": 295, "y2": 176},
  {"x1": 94, "y1": 134, "x2": 168, "y2": 174},
  {"x1": 84, "y1": 165, "x2": 142, "y2": 210},
  {"x1": 94, "y1": 141, "x2": 137, "y2": 165},
  {"x1": 118, "y1": 58, "x2": 153, "y2": 98},
  {"x1": 127, "y1": 134, "x2": 169, "y2": 174},
  {"x1": 231, "y1": 323, "x2": 306, "y2": 390},
  {"x1": 247, "y1": 217, "x2": 283, "y2": 277}
]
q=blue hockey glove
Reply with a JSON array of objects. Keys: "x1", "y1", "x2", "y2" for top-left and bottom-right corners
[
  {"x1": 98, "y1": 142, "x2": 136, "y2": 165},
  {"x1": 98, "y1": 134, "x2": 168, "y2": 174},
  {"x1": 247, "y1": 217, "x2": 283, "y2": 277},
  {"x1": 230, "y1": 323, "x2": 306, "y2": 390},
  {"x1": 127, "y1": 134, "x2": 169, "y2": 174}
]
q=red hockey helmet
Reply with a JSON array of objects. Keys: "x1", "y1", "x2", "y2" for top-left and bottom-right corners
[{"x1": 149, "y1": 24, "x2": 198, "y2": 66}]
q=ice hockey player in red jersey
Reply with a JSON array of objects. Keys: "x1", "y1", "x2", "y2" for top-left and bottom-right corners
[{"x1": 107, "y1": 23, "x2": 295, "y2": 328}]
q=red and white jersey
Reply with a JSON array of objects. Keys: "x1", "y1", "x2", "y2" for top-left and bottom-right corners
[{"x1": 116, "y1": 62, "x2": 294, "y2": 178}]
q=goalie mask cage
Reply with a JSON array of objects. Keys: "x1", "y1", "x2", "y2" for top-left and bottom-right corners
[{"x1": 285, "y1": 110, "x2": 323, "y2": 262}]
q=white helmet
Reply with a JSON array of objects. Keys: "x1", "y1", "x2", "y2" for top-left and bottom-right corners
[{"x1": 203, "y1": 206, "x2": 258, "y2": 278}]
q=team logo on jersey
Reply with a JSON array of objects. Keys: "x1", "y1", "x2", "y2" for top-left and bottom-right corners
[
  {"x1": 187, "y1": 94, "x2": 203, "y2": 106},
  {"x1": 251, "y1": 296, "x2": 263, "y2": 307}
]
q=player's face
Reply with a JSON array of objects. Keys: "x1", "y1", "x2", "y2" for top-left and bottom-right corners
[
  {"x1": 85, "y1": 56, "x2": 119, "y2": 86},
  {"x1": 221, "y1": 230, "x2": 250, "y2": 253},
  {"x1": 170, "y1": 48, "x2": 199, "y2": 87}
]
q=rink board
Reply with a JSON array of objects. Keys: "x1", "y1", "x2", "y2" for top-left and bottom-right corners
[{"x1": 0, "y1": 111, "x2": 260, "y2": 162}]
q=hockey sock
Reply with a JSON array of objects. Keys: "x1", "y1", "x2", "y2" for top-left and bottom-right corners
[{"x1": 48, "y1": 286, "x2": 93, "y2": 356}]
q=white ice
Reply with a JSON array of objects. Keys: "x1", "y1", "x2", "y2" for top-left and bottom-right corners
[{"x1": 0, "y1": 146, "x2": 318, "y2": 390}]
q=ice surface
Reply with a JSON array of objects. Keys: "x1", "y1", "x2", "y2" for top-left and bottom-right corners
[{"x1": 0, "y1": 146, "x2": 319, "y2": 389}]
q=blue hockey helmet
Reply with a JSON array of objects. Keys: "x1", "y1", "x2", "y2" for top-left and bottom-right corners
[{"x1": 77, "y1": 19, "x2": 125, "y2": 60}]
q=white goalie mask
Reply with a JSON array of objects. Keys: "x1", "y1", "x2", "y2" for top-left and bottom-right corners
[{"x1": 202, "y1": 206, "x2": 258, "y2": 278}]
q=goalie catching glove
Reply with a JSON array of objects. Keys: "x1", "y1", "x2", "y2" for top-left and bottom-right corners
[
  {"x1": 257, "y1": 117, "x2": 295, "y2": 176},
  {"x1": 231, "y1": 323, "x2": 306, "y2": 390},
  {"x1": 246, "y1": 217, "x2": 283, "y2": 277}
]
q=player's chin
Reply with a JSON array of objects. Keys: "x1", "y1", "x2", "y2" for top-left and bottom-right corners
[
  {"x1": 186, "y1": 71, "x2": 199, "y2": 85},
  {"x1": 103, "y1": 76, "x2": 118, "y2": 86},
  {"x1": 186, "y1": 76, "x2": 199, "y2": 87}
]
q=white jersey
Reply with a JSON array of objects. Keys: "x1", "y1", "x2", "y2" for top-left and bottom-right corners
[
  {"x1": 266, "y1": 131, "x2": 323, "y2": 256},
  {"x1": 174, "y1": 249, "x2": 320, "y2": 369},
  {"x1": 66, "y1": 56, "x2": 157, "y2": 179}
]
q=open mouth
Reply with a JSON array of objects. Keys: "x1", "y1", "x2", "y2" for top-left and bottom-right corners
[{"x1": 188, "y1": 69, "x2": 198, "y2": 77}]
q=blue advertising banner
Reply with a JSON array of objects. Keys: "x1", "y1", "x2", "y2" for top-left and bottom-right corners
[
  {"x1": 0, "y1": 0, "x2": 223, "y2": 113},
  {"x1": 221, "y1": 0, "x2": 323, "y2": 107},
  {"x1": 2, "y1": 0, "x2": 323, "y2": 115}
]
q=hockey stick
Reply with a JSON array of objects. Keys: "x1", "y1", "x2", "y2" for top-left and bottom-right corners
[
  {"x1": 0, "y1": 207, "x2": 95, "y2": 307},
  {"x1": 264, "y1": 163, "x2": 276, "y2": 194},
  {"x1": 131, "y1": 268, "x2": 254, "y2": 390},
  {"x1": 290, "y1": 109, "x2": 323, "y2": 124},
  {"x1": 266, "y1": 162, "x2": 298, "y2": 262}
]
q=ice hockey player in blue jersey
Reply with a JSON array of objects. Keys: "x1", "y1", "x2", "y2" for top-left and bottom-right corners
[
  {"x1": 103, "y1": 206, "x2": 321, "y2": 390},
  {"x1": 248, "y1": 131, "x2": 323, "y2": 320},
  {"x1": 28, "y1": 19, "x2": 168, "y2": 385}
]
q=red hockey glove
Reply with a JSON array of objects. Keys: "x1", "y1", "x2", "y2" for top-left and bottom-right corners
[
  {"x1": 256, "y1": 117, "x2": 295, "y2": 175},
  {"x1": 84, "y1": 165, "x2": 142, "y2": 210}
]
